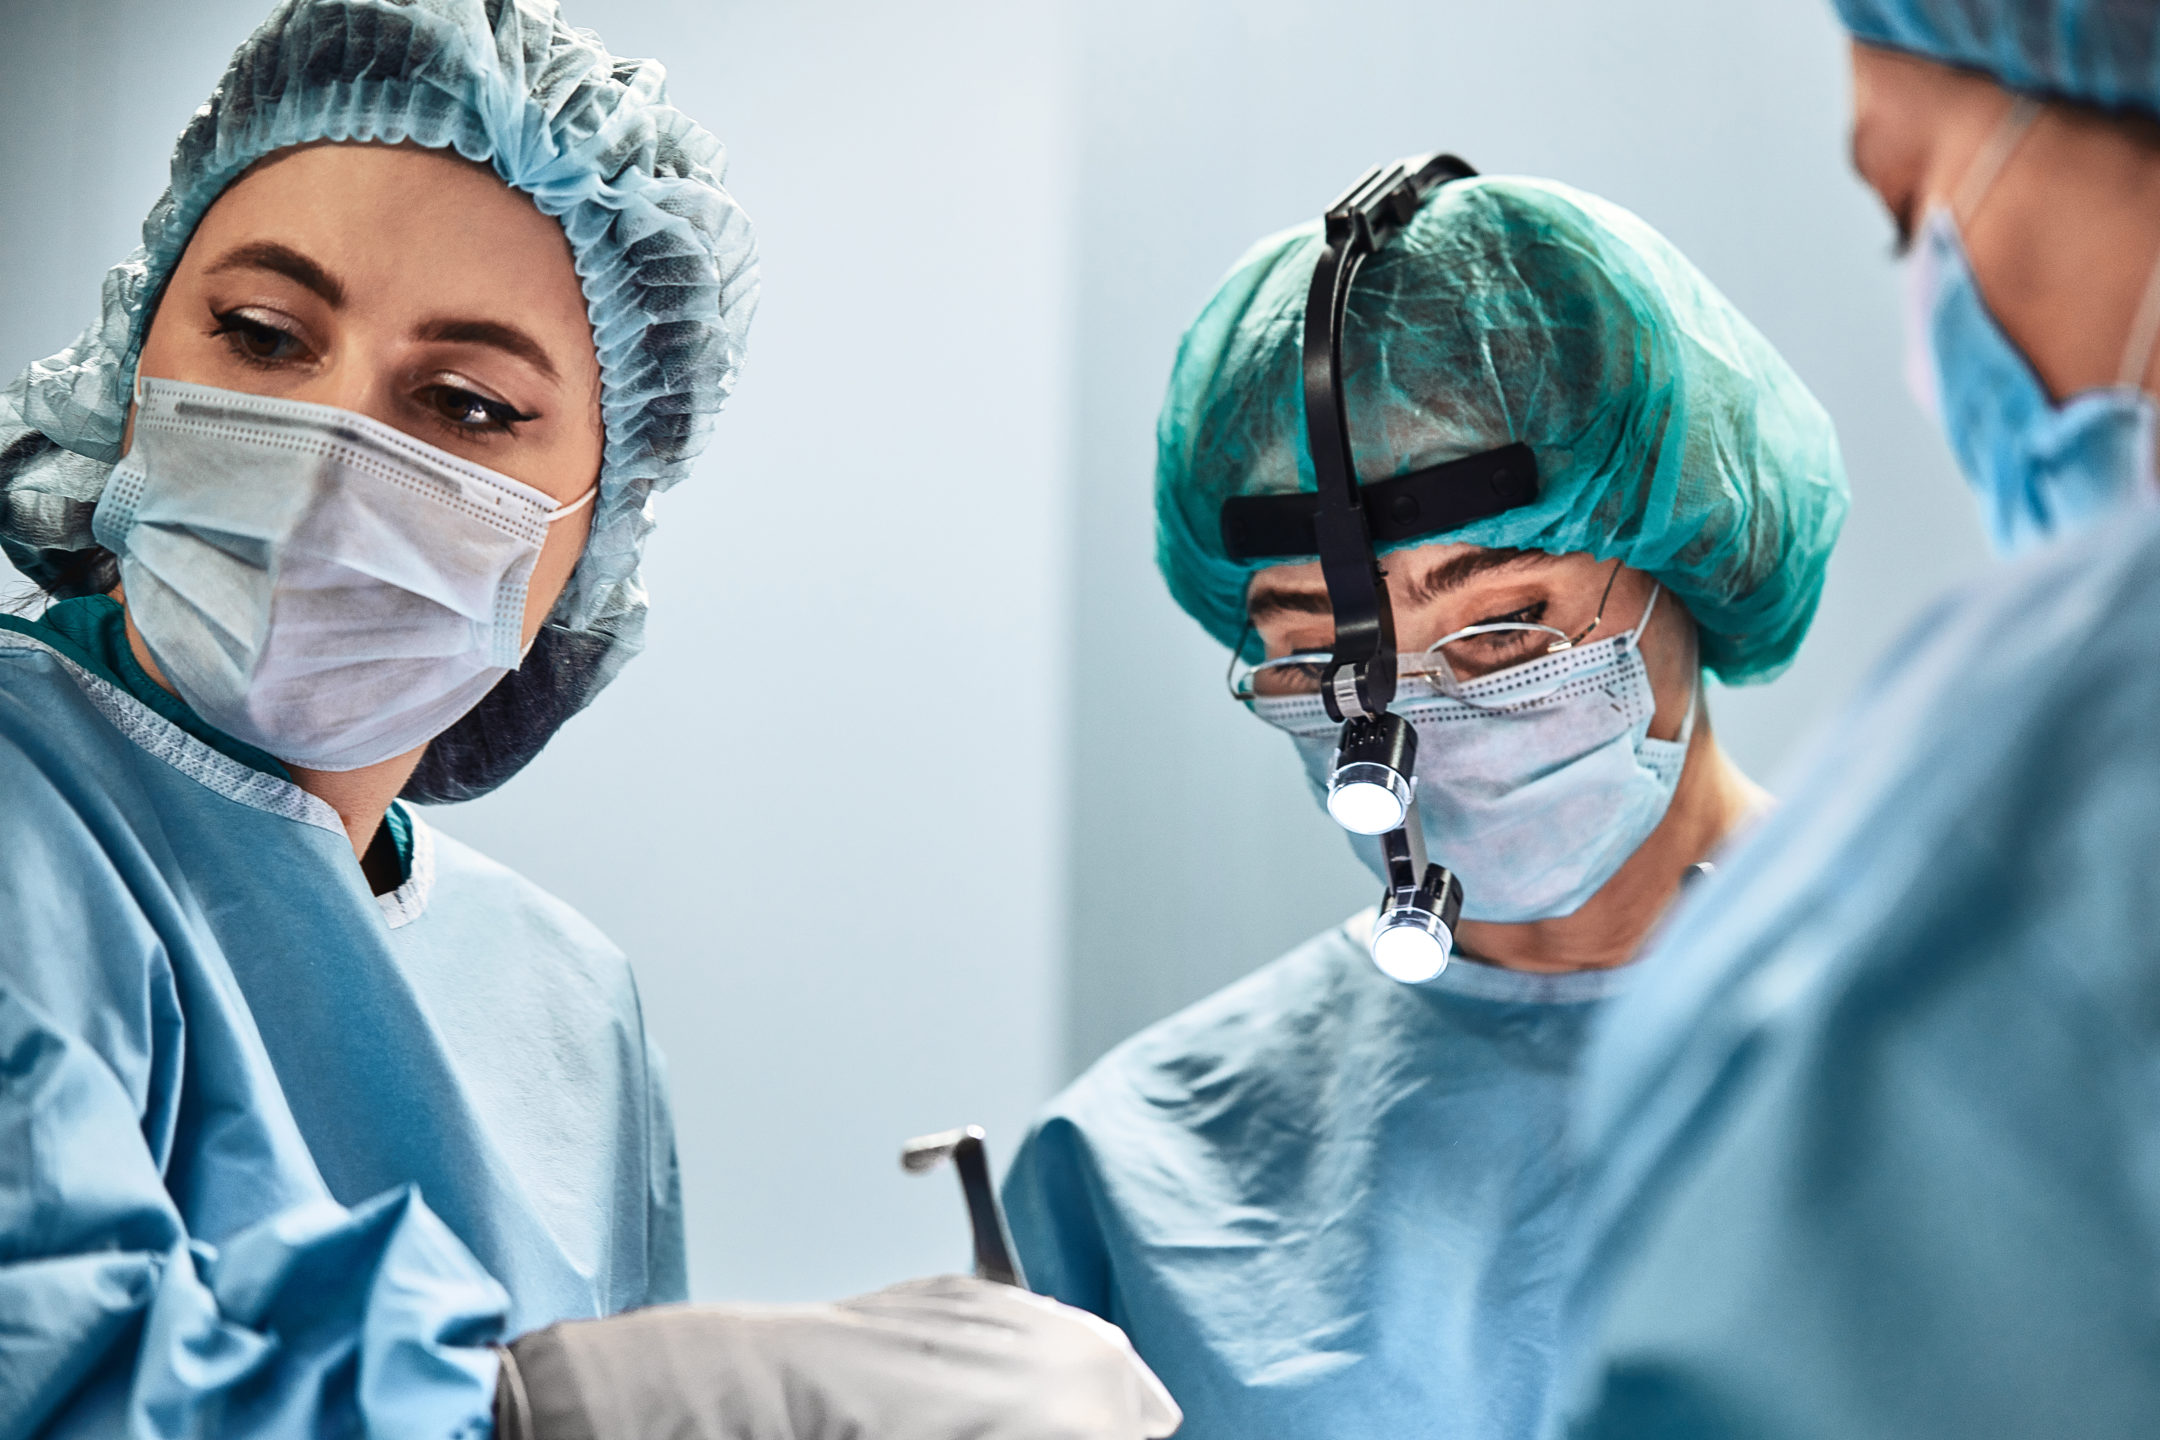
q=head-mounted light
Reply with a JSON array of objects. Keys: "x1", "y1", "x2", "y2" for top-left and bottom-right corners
[{"x1": 1218, "y1": 152, "x2": 1537, "y2": 979}]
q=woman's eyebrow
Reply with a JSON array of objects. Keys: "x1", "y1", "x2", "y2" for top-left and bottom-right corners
[
  {"x1": 413, "y1": 317, "x2": 561, "y2": 383},
  {"x1": 204, "y1": 241, "x2": 345, "y2": 306}
]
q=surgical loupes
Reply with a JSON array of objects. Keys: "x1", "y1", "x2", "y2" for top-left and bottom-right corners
[{"x1": 901, "y1": 1125, "x2": 1027, "y2": 1288}]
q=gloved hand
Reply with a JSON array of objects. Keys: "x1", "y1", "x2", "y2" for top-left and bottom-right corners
[{"x1": 495, "y1": 1274, "x2": 1182, "y2": 1440}]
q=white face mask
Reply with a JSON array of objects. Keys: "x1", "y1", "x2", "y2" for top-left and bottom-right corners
[
  {"x1": 91, "y1": 378, "x2": 595, "y2": 771},
  {"x1": 1253, "y1": 587, "x2": 1694, "y2": 923}
]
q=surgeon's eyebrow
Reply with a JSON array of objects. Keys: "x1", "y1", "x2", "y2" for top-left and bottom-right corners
[
  {"x1": 1402, "y1": 547, "x2": 1545, "y2": 608},
  {"x1": 1243, "y1": 578, "x2": 1335, "y2": 623},
  {"x1": 413, "y1": 317, "x2": 561, "y2": 383},
  {"x1": 204, "y1": 241, "x2": 346, "y2": 307},
  {"x1": 1244, "y1": 548, "x2": 1547, "y2": 624}
]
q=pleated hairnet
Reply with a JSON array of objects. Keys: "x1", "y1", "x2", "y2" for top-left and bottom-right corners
[
  {"x1": 0, "y1": 0, "x2": 759, "y2": 801},
  {"x1": 1156, "y1": 176, "x2": 1847, "y2": 684},
  {"x1": 1837, "y1": 0, "x2": 2160, "y2": 121}
]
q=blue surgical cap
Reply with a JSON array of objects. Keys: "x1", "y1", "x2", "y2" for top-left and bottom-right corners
[
  {"x1": 1157, "y1": 176, "x2": 1848, "y2": 685},
  {"x1": 0, "y1": 0, "x2": 758, "y2": 801},
  {"x1": 1837, "y1": 0, "x2": 2160, "y2": 120}
]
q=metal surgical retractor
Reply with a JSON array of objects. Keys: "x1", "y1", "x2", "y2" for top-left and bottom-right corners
[
  {"x1": 901, "y1": 1125, "x2": 1026, "y2": 1288},
  {"x1": 1217, "y1": 152, "x2": 1542, "y2": 983}
]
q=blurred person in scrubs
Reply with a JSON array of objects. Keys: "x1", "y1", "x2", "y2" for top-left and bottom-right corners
[
  {"x1": 999, "y1": 173, "x2": 1848, "y2": 1439},
  {"x1": 1554, "y1": 5, "x2": 2160, "y2": 1437},
  {"x1": 0, "y1": 3, "x2": 1175, "y2": 1438}
]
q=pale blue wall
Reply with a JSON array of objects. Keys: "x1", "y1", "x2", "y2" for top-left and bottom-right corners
[{"x1": 0, "y1": 0, "x2": 1983, "y2": 1301}]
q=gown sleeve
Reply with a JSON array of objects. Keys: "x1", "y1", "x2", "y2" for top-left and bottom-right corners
[
  {"x1": 1001, "y1": 1113, "x2": 1120, "y2": 1324},
  {"x1": 639, "y1": 1019, "x2": 690, "y2": 1306},
  {"x1": 0, "y1": 687, "x2": 510, "y2": 1439},
  {"x1": 1554, "y1": 537, "x2": 2160, "y2": 1440}
]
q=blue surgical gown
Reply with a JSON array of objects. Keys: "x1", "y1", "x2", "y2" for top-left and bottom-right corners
[
  {"x1": 1003, "y1": 912, "x2": 1630, "y2": 1439},
  {"x1": 0, "y1": 604, "x2": 685, "y2": 1438},
  {"x1": 1553, "y1": 505, "x2": 2160, "y2": 1438}
]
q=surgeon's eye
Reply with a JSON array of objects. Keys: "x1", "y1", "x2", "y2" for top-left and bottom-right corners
[
  {"x1": 211, "y1": 309, "x2": 312, "y2": 366},
  {"x1": 420, "y1": 383, "x2": 538, "y2": 436},
  {"x1": 1472, "y1": 603, "x2": 1546, "y2": 645}
]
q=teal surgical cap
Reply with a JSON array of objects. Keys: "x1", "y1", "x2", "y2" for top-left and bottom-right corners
[
  {"x1": 1156, "y1": 176, "x2": 1847, "y2": 685},
  {"x1": 1837, "y1": 0, "x2": 2160, "y2": 121},
  {"x1": 0, "y1": 0, "x2": 758, "y2": 801}
]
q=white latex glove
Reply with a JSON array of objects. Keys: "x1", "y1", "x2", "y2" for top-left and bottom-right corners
[{"x1": 497, "y1": 1274, "x2": 1182, "y2": 1440}]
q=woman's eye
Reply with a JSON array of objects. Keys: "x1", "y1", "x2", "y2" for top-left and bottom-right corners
[
  {"x1": 422, "y1": 385, "x2": 535, "y2": 434},
  {"x1": 212, "y1": 311, "x2": 308, "y2": 364}
]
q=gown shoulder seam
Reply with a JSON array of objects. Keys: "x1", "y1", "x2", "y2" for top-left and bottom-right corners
[{"x1": 0, "y1": 629, "x2": 342, "y2": 834}]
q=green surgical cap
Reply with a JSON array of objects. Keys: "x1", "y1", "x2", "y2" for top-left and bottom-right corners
[
  {"x1": 1156, "y1": 176, "x2": 1847, "y2": 685},
  {"x1": 1837, "y1": 0, "x2": 2160, "y2": 121},
  {"x1": 0, "y1": 0, "x2": 759, "y2": 801}
]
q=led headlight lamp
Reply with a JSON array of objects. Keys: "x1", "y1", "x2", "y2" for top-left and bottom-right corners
[
  {"x1": 1370, "y1": 818, "x2": 1466, "y2": 983},
  {"x1": 1217, "y1": 152, "x2": 1541, "y2": 979}
]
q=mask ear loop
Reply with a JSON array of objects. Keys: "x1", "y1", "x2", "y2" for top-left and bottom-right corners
[
  {"x1": 520, "y1": 481, "x2": 602, "y2": 663},
  {"x1": 1669, "y1": 627, "x2": 1701, "y2": 754},
  {"x1": 1622, "y1": 579, "x2": 1663, "y2": 648},
  {"x1": 1224, "y1": 617, "x2": 1256, "y2": 700},
  {"x1": 1953, "y1": 96, "x2": 2042, "y2": 226},
  {"x1": 1628, "y1": 578, "x2": 1696, "y2": 751},
  {"x1": 547, "y1": 483, "x2": 599, "y2": 523},
  {"x1": 1666, "y1": 670, "x2": 1702, "y2": 755},
  {"x1": 2116, "y1": 247, "x2": 2160, "y2": 393}
]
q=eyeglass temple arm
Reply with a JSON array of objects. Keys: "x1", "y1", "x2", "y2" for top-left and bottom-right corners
[{"x1": 1558, "y1": 558, "x2": 1627, "y2": 648}]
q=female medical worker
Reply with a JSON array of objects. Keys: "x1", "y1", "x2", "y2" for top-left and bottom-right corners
[
  {"x1": 0, "y1": 4, "x2": 1176, "y2": 1438},
  {"x1": 1554, "y1": 5, "x2": 2160, "y2": 1437},
  {"x1": 999, "y1": 174, "x2": 1846, "y2": 1438}
]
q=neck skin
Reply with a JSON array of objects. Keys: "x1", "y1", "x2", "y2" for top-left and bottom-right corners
[
  {"x1": 116, "y1": 589, "x2": 422, "y2": 886},
  {"x1": 1452, "y1": 709, "x2": 1768, "y2": 974}
]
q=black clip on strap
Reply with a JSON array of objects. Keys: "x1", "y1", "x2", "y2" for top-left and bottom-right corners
[{"x1": 1302, "y1": 152, "x2": 1478, "y2": 723}]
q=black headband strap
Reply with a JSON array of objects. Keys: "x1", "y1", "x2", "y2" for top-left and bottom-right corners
[{"x1": 1218, "y1": 442, "x2": 1538, "y2": 563}]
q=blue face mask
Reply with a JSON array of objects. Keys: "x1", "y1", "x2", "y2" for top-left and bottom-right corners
[
  {"x1": 1253, "y1": 588, "x2": 1695, "y2": 925},
  {"x1": 1903, "y1": 103, "x2": 2160, "y2": 555}
]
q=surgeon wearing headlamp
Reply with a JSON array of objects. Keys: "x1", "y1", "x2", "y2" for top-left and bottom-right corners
[
  {"x1": 1000, "y1": 169, "x2": 1847, "y2": 1438},
  {"x1": 0, "y1": 4, "x2": 1177, "y2": 1438}
]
